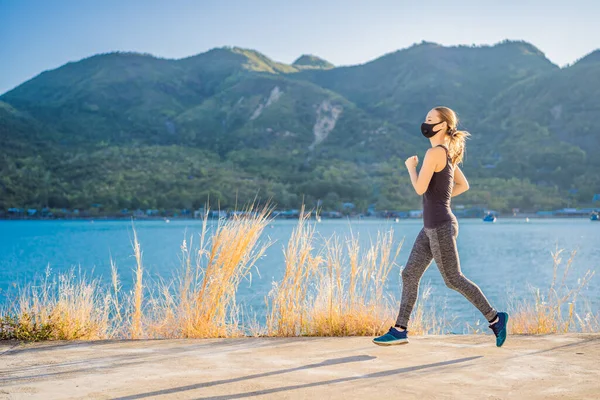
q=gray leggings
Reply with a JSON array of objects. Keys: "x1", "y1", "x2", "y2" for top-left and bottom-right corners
[{"x1": 396, "y1": 217, "x2": 497, "y2": 328}]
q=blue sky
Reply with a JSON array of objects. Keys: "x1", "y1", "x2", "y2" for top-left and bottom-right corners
[{"x1": 1, "y1": 0, "x2": 598, "y2": 94}]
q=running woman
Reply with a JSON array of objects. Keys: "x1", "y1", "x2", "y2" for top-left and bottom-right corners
[{"x1": 373, "y1": 106, "x2": 508, "y2": 347}]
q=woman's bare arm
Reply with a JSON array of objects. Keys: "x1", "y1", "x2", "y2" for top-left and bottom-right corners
[
  {"x1": 407, "y1": 147, "x2": 444, "y2": 195},
  {"x1": 451, "y1": 165, "x2": 469, "y2": 197}
]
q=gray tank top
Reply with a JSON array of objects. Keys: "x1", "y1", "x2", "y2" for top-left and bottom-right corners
[{"x1": 422, "y1": 144, "x2": 454, "y2": 228}]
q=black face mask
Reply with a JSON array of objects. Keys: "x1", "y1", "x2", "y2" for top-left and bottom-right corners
[{"x1": 420, "y1": 121, "x2": 445, "y2": 138}]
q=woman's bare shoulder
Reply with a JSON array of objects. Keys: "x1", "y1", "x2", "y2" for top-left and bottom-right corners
[
  {"x1": 425, "y1": 146, "x2": 447, "y2": 160},
  {"x1": 426, "y1": 146, "x2": 447, "y2": 155}
]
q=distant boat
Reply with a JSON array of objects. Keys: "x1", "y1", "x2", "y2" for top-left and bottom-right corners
[
  {"x1": 483, "y1": 213, "x2": 496, "y2": 223},
  {"x1": 591, "y1": 212, "x2": 599, "y2": 221}
]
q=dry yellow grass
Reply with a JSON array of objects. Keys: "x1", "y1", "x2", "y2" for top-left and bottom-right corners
[
  {"x1": 264, "y1": 209, "x2": 453, "y2": 337},
  {"x1": 130, "y1": 227, "x2": 144, "y2": 339},
  {"x1": 7, "y1": 267, "x2": 112, "y2": 340},
  {"x1": 1, "y1": 205, "x2": 597, "y2": 341},
  {"x1": 145, "y1": 201, "x2": 275, "y2": 339},
  {"x1": 306, "y1": 229, "x2": 401, "y2": 336},
  {"x1": 508, "y1": 247, "x2": 597, "y2": 334}
]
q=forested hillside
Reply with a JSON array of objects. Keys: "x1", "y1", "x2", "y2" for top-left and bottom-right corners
[{"x1": 1, "y1": 41, "x2": 598, "y2": 213}]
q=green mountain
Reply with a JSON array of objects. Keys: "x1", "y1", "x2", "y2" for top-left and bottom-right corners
[
  {"x1": 1, "y1": 41, "x2": 598, "y2": 213},
  {"x1": 292, "y1": 55, "x2": 334, "y2": 69},
  {"x1": 294, "y1": 41, "x2": 557, "y2": 124}
]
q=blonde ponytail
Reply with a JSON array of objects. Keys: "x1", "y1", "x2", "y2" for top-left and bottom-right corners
[
  {"x1": 433, "y1": 106, "x2": 471, "y2": 166},
  {"x1": 448, "y1": 129, "x2": 470, "y2": 166}
]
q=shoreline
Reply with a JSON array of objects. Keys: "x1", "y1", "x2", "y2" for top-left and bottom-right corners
[{"x1": 0, "y1": 214, "x2": 596, "y2": 221}]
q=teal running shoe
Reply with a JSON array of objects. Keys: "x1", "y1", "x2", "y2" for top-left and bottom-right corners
[
  {"x1": 489, "y1": 312, "x2": 509, "y2": 347},
  {"x1": 372, "y1": 326, "x2": 409, "y2": 346}
]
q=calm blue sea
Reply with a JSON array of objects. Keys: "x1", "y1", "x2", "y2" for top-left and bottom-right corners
[{"x1": 1, "y1": 218, "x2": 598, "y2": 332}]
